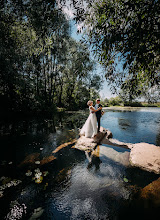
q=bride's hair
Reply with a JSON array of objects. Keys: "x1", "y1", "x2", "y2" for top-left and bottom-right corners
[{"x1": 87, "y1": 100, "x2": 93, "y2": 106}]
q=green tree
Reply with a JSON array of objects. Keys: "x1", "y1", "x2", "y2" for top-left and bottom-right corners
[
  {"x1": 56, "y1": 39, "x2": 101, "y2": 110},
  {"x1": 102, "y1": 98, "x2": 109, "y2": 106},
  {"x1": 0, "y1": 0, "x2": 70, "y2": 113},
  {"x1": 0, "y1": 0, "x2": 103, "y2": 114},
  {"x1": 109, "y1": 97, "x2": 122, "y2": 106},
  {"x1": 82, "y1": 0, "x2": 160, "y2": 99}
]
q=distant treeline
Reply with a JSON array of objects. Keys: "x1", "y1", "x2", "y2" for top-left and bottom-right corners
[
  {"x1": 102, "y1": 97, "x2": 160, "y2": 108},
  {"x1": 0, "y1": 0, "x2": 102, "y2": 116}
]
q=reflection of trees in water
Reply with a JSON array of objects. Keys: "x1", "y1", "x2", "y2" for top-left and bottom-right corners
[
  {"x1": 58, "y1": 112, "x2": 88, "y2": 130},
  {"x1": 0, "y1": 118, "x2": 56, "y2": 136},
  {"x1": 0, "y1": 112, "x2": 88, "y2": 137}
]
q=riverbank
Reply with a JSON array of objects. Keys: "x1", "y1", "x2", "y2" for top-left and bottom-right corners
[{"x1": 103, "y1": 106, "x2": 160, "y2": 112}]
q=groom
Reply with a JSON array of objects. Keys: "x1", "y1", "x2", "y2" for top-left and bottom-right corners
[{"x1": 95, "y1": 98, "x2": 102, "y2": 133}]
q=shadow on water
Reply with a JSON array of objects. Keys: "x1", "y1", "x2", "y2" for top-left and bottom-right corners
[
  {"x1": 0, "y1": 110, "x2": 160, "y2": 219},
  {"x1": 0, "y1": 112, "x2": 87, "y2": 219}
]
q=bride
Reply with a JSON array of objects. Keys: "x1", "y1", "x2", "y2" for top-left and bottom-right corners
[{"x1": 80, "y1": 100, "x2": 101, "y2": 138}]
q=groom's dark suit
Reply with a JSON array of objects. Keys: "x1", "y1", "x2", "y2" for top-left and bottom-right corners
[{"x1": 95, "y1": 104, "x2": 102, "y2": 132}]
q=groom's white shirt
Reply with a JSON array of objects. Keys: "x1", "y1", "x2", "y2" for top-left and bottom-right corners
[{"x1": 95, "y1": 104, "x2": 99, "y2": 109}]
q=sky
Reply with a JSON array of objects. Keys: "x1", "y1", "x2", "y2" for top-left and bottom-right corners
[
  {"x1": 71, "y1": 21, "x2": 117, "y2": 99},
  {"x1": 60, "y1": 2, "x2": 152, "y2": 102},
  {"x1": 59, "y1": 1, "x2": 117, "y2": 100}
]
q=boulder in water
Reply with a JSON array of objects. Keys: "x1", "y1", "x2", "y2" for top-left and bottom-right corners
[
  {"x1": 130, "y1": 143, "x2": 160, "y2": 174},
  {"x1": 73, "y1": 127, "x2": 111, "y2": 151},
  {"x1": 140, "y1": 177, "x2": 160, "y2": 208}
]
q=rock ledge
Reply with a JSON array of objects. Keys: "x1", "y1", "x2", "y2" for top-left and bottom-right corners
[{"x1": 130, "y1": 142, "x2": 160, "y2": 174}]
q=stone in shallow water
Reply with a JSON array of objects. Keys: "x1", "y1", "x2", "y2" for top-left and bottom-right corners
[
  {"x1": 18, "y1": 153, "x2": 40, "y2": 167},
  {"x1": 140, "y1": 177, "x2": 160, "y2": 207},
  {"x1": 40, "y1": 155, "x2": 56, "y2": 165},
  {"x1": 74, "y1": 127, "x2": 110, "y2": 151},
  {"x1": 129, "y1": 142, "x2": 160, "y2": 174},
  {"x1": 73, "y1": 135, "x2": 97, "y2": 151}
]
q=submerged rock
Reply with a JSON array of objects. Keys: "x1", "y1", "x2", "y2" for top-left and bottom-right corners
[
  {"x1": 29, "y1": 207, "x2": 44, "y2": 220},
  {"x1": 40, "y1": 155, "x2": 56, "y2": 166},
  {"x1": 52, "y1": 139, "x2": 77, "y2": 153},
  {"x1": 18, "y1": 153, "x2": 40, "y2": 167},
  {"x1": 140, "y1": 177, "x2": 160, "y2": 207},
  {"x1": 130, "y1": 143, "x2": 160, "y2": 174}
]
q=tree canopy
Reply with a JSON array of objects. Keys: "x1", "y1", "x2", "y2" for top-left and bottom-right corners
[
  {"x1": 0, "y1": 0, "x2": 102, "y2": 115},
  {"x1": 84, "y1": 0, "x2": 160, "y2": 100},
  {"x1": 58, "y1": 0, "x2": 160, "y2": 101}
]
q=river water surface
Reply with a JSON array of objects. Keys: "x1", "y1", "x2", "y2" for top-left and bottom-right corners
[{"x1": 0, "y1": 107, "x2": 160, "y2": 219}]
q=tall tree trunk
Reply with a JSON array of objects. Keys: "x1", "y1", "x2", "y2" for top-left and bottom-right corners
[
  {"x1": 58, "y1": 78, "x2": 63, "y2": 107},
  {"x1": 43, "y1": 55, "x2": 47, "y2": 98}
]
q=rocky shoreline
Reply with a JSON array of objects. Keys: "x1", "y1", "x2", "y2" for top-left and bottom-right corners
[{"x1": 74, "y1": 127, "x2": 160, "y2": 175}]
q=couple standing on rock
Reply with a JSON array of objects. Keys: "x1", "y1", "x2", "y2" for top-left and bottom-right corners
[{"x1": 80, "y1": 99, "x2": 103, "y2": 138}]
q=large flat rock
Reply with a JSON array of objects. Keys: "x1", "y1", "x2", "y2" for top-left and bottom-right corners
[
  {"x1": 73, "y1": 135, "x2": 97, "y2": 151},
  {"x1": 74, "y1": 127, "x2": 160, "y2": 174},
  {"x1": 73, "y1": 127, "x2": 111, "y2": 151},
  {"x1": 130, "y1": 143, "x2": 160, "y2": 174},
  {"x1": 101, "y1": 137, "x2": 129, "y2": 149}
]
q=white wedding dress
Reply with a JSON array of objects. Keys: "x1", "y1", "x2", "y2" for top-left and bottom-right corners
[{"x1": 80, "y1": 106, "x2": 97, "y2": 138}]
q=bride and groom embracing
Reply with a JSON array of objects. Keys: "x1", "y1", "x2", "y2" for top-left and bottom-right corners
[{"x1": 80, "y1": 98, "x2": 103, "y2": 138}]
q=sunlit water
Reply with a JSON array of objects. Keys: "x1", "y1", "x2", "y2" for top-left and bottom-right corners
[
  {"x1": 0, "y1": 108, "x2": 160, "y2": 219},
  {"x1": 102, "y1": 107, "x2": 160, "y2": 145}
]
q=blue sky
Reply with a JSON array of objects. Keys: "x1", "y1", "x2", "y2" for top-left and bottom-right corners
[{"x1": 71, "y1": 21, "x2": 117, "y2": 99}]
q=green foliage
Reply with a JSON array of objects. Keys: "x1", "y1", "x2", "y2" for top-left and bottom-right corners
[
  {"x1": 142, "y1": 102, "x2": 160, "y2": 107},
  {"x1": 101, "y1": 98, "x2": 109, "y2": 106},
  {"x1": 0, "y1": 0, "x2": 101, "y2": 115},
  {"x1": 84, "y1": 0, "x2": 160, "y2": 100},
  {"x1": 108, "y1": 97, "x2": 123, "y2": 106},
  {"x1": 123, "y1": 101, "x2": 143, "y2": 107}
]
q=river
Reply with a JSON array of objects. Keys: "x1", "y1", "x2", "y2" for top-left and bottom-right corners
[{"x1": 0, "y1": 107, "x2": 160, "y2": 219}]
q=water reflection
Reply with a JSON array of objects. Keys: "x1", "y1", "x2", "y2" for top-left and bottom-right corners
[
  {"x1": 118, "y1": 118, "x2": 131, "y2": 130},
  {"x1": 43, "y1": 145, "x2": 132, "y2": 220},
  {"x1": 85, "y1": 146, "x2": 102, "y2": 171},
  {"x1": 117, "y1": 111, "x2": 139, "y2": 133},
  {"x1": 102, "y1": 108, "x2": 160, "y2": 145},
  {"x1": 0, "y1": 109, "x2": 160, "y2": 219}
]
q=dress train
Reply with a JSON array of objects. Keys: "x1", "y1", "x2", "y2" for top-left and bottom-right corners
[{"x1": 80, "y1": 111, "x2": 97, "y2": 138}]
